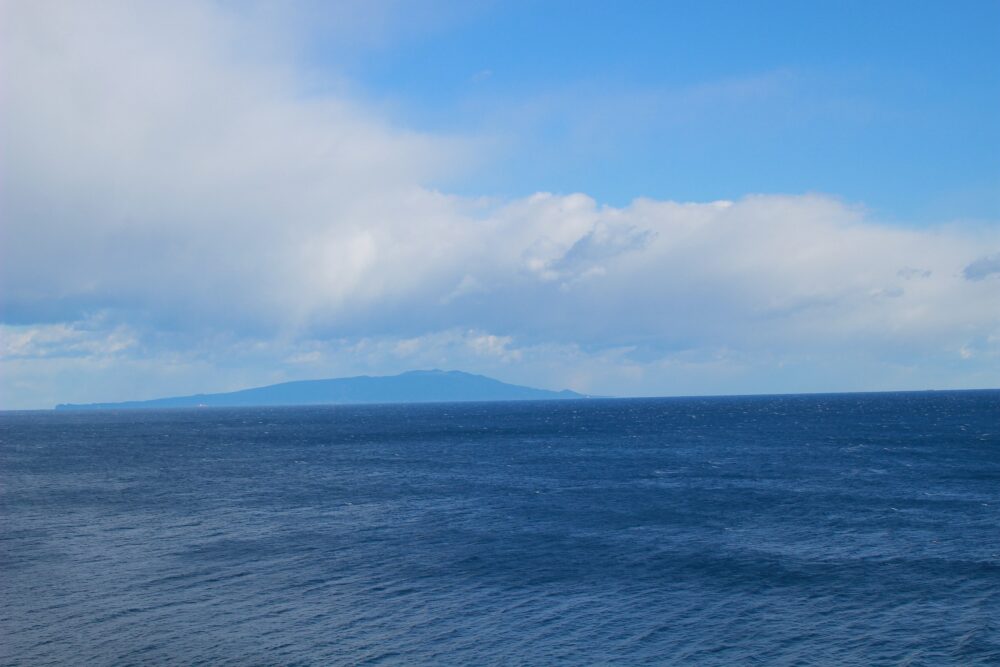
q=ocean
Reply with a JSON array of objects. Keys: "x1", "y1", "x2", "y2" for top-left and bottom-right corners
[{"x1": 1, "y1": 391, "x2": 998, "y2": 665}]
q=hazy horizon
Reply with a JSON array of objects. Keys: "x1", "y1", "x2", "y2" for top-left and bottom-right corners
[
  {"x1": 2, "y1": 1, "x2": 999, "y2": 409},
  {"x1": 23, "y1": 368, "x2": 1000, "y2": 412}
]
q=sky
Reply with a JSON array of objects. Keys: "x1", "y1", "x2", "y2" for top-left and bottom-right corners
[{"x1": 1, "y1": 0, "x2": 999, "y2": 409}]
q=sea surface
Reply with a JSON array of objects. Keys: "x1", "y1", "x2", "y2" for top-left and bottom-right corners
[{"x1": 1, "y1": 391, "x2": 998, "y2": 665}]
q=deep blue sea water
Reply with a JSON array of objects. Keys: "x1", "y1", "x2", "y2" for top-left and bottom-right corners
[{"x1": 2, "y1": 392, "x2": 998, "y2": 665}]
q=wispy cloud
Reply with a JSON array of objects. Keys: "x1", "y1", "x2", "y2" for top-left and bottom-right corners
[{"x1": 963, "y1": 254, "x2": 1000, "y2": 281}]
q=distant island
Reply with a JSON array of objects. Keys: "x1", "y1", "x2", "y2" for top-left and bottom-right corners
[{"x1": 55, "y1": 370, "x2": 588, "y2": 410}]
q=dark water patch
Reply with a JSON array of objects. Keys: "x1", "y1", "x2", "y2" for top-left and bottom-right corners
[{"x1": 2, "y1": 391, "x2": 998, "y2": 665}]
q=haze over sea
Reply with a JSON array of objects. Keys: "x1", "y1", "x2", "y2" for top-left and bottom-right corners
[{"x1": 2, "y1": 390, "x2": 998, "y2": 665}]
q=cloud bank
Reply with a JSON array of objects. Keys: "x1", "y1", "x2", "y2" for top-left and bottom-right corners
[{"x1": 2, "y1": 1, "x2": 998, "y2": 408}]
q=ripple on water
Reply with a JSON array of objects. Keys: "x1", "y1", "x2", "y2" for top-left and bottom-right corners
[{"x1": 1, "y1": 392, "x2": 999, "y2": 665}]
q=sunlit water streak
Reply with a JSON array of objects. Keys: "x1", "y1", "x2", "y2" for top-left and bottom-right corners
[{"x1": 2, "y1": 392, "x2": 998, "y2": 665}]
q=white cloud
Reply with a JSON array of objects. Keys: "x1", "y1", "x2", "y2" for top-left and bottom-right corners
[
  {"x1": 0, "y1": 319, "x2": 136, "y2": 359},
  {"x1": 1, "y1": 0, "x2": 998, "y2": 408}
]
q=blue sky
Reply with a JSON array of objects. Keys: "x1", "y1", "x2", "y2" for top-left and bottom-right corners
[
  {"x1": 328, "y1": 0, "x2": 1000, "y2": 220},
  {"x1": 1, "y1": 0, "x2": 999, "y2": 408}
]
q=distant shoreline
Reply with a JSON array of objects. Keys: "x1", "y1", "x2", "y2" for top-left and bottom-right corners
[{"x1": 36, "y1": 385, "x2": 1000, "y2": 413}]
